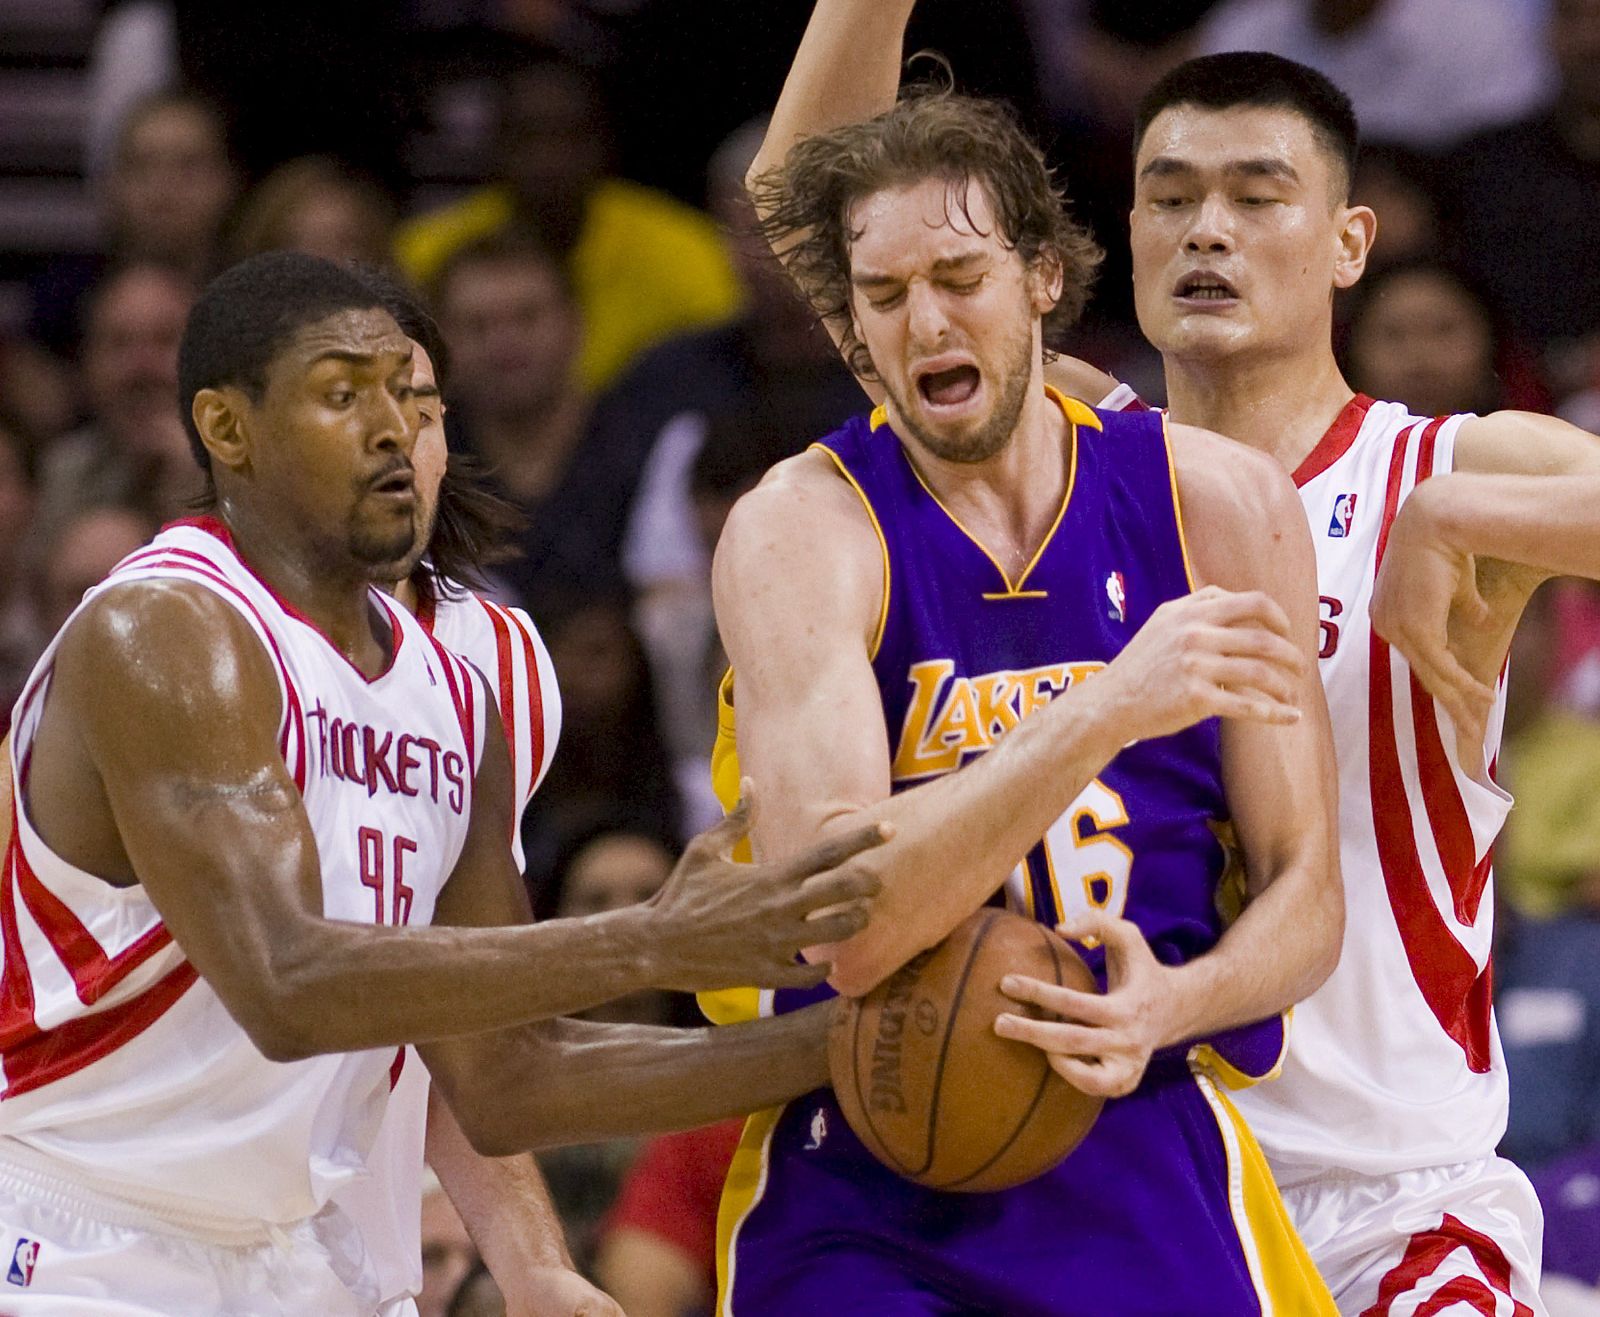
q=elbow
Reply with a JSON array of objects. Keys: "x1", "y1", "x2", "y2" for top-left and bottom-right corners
[
  {"x1": 458, "y1": 1107, "x2": 525, "y2": 1159},
  {"x1": 230, "y1": 935, "x2": 344, "y2": 1064},
  {"x1": 235, "y1": 999, "x2": 323, "y2": 1065},
  {"x1": 1301, "y1": 871, "x2": 1346, "y2": 999}
]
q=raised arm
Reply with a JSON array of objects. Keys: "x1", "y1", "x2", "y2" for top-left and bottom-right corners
[
  {"x1": 715, "y1": 449, "x2": 1312, "y2": 998},
  {"x1": 1372, "y1": 410, "x2": 1600, "y2": 764},
  {"x1": 998, "y1": 428, "x2": 1341, "y2": 1096},
  {"x1": 751, "y1": 0, "x2": 914, "y2": 203},
  {"x1": 36, "y1": 581, "x2": 883, "y2": 1064}
]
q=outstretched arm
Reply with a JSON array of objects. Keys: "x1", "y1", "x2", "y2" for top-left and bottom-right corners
[
  {"x1": 716, "y1": 449, "x2": 1311, "y2": 999},
  {"x1": 1373, "y1": 410, "x2": 1600, "y2": 764},
  {"x1": 39, "y1": 581, "x2": 883, "y2": 1064},
  {"x1": 424, "y1": 1089, "x2": 623, "y2": 1317},
  {"x1": 998, "y1": 430, "x2": 1342, "y2": 1096}
]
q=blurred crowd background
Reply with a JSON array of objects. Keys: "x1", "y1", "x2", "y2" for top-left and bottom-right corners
[{"x1": 2, "y1": 1, "x2": 1600, "y2": 1313}]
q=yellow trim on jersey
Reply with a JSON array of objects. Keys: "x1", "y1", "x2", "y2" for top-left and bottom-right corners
[
  {"x1": 714, "y1": 1105, "x2": 784, "y2": 1317},
  {"x1": 808, "y1": 444, "x2": 891, "y2": 661},
  {"x1": 1160, "y1": 411, "x2": 1200, "y2": 592},
  {"x1": 1188, "y1": 1007, "x2": 1294, "y2": 1090},
  {"x1": 698, "y1": 671, "x2": 762, "y2": 1026},
  {"x1": 1193, "y1": 1072, "x2": 1337, "y2": 1316},
  {"x1": 868, "y1": 388, "x2": 1095, "y2": 599}
]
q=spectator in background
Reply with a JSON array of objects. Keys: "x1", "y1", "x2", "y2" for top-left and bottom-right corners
[
  {"x1": 595, "y1": 1117, "x2": 745, "y2": 1317},
  {"x1": 28, "y1": 91, "x2": 237, "y2": 362},
  {"x1": 518, "y1": 600, "x2": 679, "y2": 883},
  {"x1": 33, "y1": 503, "x2": 156, "y2": 641},
  {"x1": 610, "y1": 119, "x2": 861, "y2": 828},
  {"x1": 398, "y1": 52, "x2": 742, "y2": 393},
  {"x1": 432, "y1": 232, "x2": 638, "y2": 614},
  {"x1": 1194, "y1": 0, "x2": 1547, "y2": 149},
  {"x1": 35, "y1": 265, "x2": 201, "y2": 546},
  {"x1": 418, "y1": 1180, "x2": 486, "y2": 1317},
  {"x1": 1447, "y1": 0, "x2": 1600, "y2": 403},
  {"x1": 1349, "y1": 142, "x2": 1444, "y2": 275},
  {"x1": 0, "y1": 424, "x2": 41, "y2": 729},
  {"x1": 229, "y1": 155, "x2": 397, "y2": 267},
  {"x1": 1341, "y1": 260, "x2": 1550, "y2": 419}
]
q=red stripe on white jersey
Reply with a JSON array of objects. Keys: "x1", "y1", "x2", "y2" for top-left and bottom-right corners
[
  {"x1": 1368, "y1": 418, "x2": 1494, "y2": 1072},
  {"x1": 480, "y1": 600, "x2": 520, "y2": 819},
  {"x1": 1361, "y1": 1214, "x2": 1533, "y2": 1317},
  {"x1": 0, "y1": 961, "x2": 199, "y2": 1100},
  {"x1": 422, "y1": 632, "x2": 477, "y2": 771},
  {"x1": 510, "y1": 610, "x2": 546, "y2": 800}
]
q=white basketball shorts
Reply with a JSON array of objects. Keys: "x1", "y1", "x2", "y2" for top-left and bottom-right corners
[
  {"x1": 1281, "y1": 1155, "x2": 1546, "y2": 1316},
  {"x1": 0, "y1": 1157, "x2": 372, "y2": 1315}
]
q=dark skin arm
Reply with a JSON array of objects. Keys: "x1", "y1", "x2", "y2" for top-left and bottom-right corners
[
  {"x1": 419, "y1": 824, "x2": 836, "y2": 1157},
  {"x1": 25, "y1": 579, "x2": 882, "y2": 1073}
]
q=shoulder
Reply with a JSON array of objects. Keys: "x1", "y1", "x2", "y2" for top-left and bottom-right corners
[
  {"x1": 713, "y1": 448, "x2": 883, "y2": 635},
  {"x1": 394, "y1": 187, "x2": 513, "y2": 283},
  {"x1": 54, "y1": 577, "x2": 280, "y2": 710},
  {"x1": 1166, "y1": 423, "x2": 1309, "y2": 589},
  {"x1": 1043, "y1": 355, "x2": 1122, "y2": 408}
]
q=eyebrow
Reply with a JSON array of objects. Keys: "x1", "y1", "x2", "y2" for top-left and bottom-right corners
[
  {"x1": 413, "y1": 383, "x2": 442, "y2": 399},
  {"x1": 1138, "y1": 155, "x2": 1301, "y2": 184},
  {"x1": 851, "y1": 251, "x2": 988, "y2": 288},
  {"x1": 307, "y1": 346, "x2": 415, "y2": 370}
]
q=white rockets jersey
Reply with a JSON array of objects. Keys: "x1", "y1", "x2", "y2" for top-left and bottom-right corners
[
  {"x1": 334, "y1": 580, "x2": 560, "y2": 1307},
  {"x1": 1105, "y1": 390, "x2": 1514, "y2": 1177},
  {"x1": 0, "y1": 517, "x2": 486, "y2": 1229}
]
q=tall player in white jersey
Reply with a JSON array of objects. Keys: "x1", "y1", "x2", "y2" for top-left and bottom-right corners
[
  {"x1": 755, "y1": 9, "x2": 1600, "y2": 1313},
  {"x1": 0, "y1": 251, "x2": 888, "y2": 1313}
]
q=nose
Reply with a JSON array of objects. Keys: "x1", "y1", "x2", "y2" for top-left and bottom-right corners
[
  {"x1": 368, "y1": 385, "x2": 415, "y2": 456},
  {"x1": 1183, "y1": 194, "x2": 1234, "y2": 255},
  {"x1": 904, "y1": 279, "x2": 951, "y2": 350}
]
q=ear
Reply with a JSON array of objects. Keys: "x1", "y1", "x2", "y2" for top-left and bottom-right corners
[
  {"x1": 191, "y1": 386, "x2": 254, "y2": 476},
  {"x1": 1334, "y1": 203, "x2": 1377, "y2": 292},
  {"x1": 1029, "y1": 246, "x2": 1066, "y2": 317}
]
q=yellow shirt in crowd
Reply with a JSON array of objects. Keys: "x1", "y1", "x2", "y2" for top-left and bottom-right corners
[{"x1": 396, "y1": 178, "x2": 744, "y2": 393}]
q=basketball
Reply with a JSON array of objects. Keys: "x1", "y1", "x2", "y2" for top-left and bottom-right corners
[{"x1": 828, "y1": 907, "x2": 1104, "y2": 1193}]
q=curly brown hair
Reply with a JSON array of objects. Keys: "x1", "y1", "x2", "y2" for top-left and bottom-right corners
[{"x1": 752, "y1": 87, "x2": 1103, "y2": 382}]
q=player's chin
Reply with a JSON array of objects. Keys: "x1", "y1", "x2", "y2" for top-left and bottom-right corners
[{"x1": 351, "y1": 520, "x2": 418, "y2": 569}]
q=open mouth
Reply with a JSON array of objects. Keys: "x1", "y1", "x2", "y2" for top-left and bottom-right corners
[
  {"x1": 367, "y1": 467, "x2": 416, "y2": 498},
  {"x1": 1173, "y1": 271, "x2": 1240, "y2": 301},
  {"x1": 917, "y1": 364, "x2": 982, "y2": 408}
]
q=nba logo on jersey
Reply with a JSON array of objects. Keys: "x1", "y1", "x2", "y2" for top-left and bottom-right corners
[
  {"x1": 7, "y1": 1239, "x2": 38, "y2": 1287},
  {"x1": 1328, "y1": 492, "x2": 1358, "y2": 538},
  {"x1": 1105, "y1": 571, "x2": 1127, "y2": 622}
]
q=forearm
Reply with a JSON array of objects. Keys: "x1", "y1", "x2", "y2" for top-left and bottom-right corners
[
  {"x1": 425, "y1": 1087, "x2": 573, "y2": 1277},
  {"x1": 252, "y1": 906, "x2": 661, "y2": 1059},
  {"x1": 441, "y1": 1005, "x2": 834, "y2": 1156},
  {"x1": 794, "y1": 679, "x2": 1128, "y2": 993},
  {"x1": 1158, "y1": 852, "x2": 1342, "y2": 1048},
  {"x1": 754, "y1": 0, "x2": 915, "y2": 188},
  {"x1": 1424, "y1": 471, "x2": 1600, "y2": 581}
]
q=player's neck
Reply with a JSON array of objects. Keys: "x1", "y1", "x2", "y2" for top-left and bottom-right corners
[
  {"x1": 1163, "y1": 348, "x2": 1355, "y2": 476},
  {"x1": 894, "y1": 370, "x2": 1070, "y2": 580},
  {"x1": 218, "y1": 499, "x2": 395, "y2": 677}
]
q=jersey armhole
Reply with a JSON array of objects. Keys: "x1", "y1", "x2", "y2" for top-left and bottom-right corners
[
  {"x1": 808, "y1": 442, "x2": 891, "y2": 661},
  {"x1": 1159, "y1": 413, "x2": 1201, "y2": 593}
]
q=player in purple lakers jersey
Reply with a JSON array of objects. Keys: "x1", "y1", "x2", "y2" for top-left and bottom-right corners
[{"x1": 698, "y1": 3, "x2": 1344, "y2": 1312}]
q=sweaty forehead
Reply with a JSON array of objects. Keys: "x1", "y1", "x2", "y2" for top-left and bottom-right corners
[
  {"x1": 1137, "y1": 104, "x2": 1334, "y2": 182},
  {"x1": 285, "y1": 307, "x2": 409, "y2": 367},
  {"x1": 847, "y1": 176, "x2": 1004, "y2": 266}
]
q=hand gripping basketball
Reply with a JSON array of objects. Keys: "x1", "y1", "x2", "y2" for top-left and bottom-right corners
[{"x1": 643, "y1": 784, "x2": 890, "y2": 993}]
